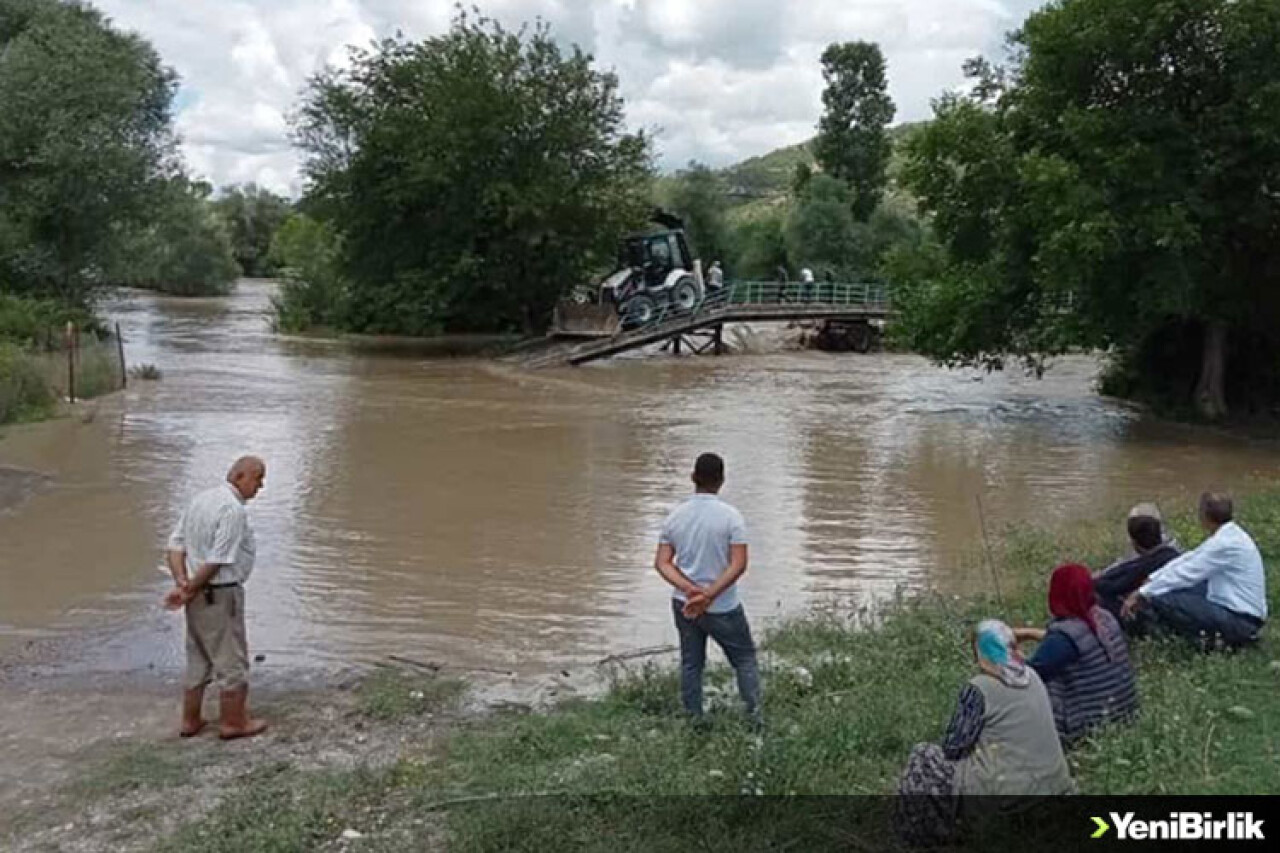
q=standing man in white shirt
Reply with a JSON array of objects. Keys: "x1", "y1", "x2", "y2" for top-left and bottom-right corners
[
  {"x1": 164, "y1": 456, "x2": 268, "y2": 739},
  {"x1": 654, "y1": 453, "x2": 761, "y2": 722},
  {"x1": 707, "y1": 260, "x2": 725, "y2": 291},
  {"x1": 1122, "y1": 492, "x2": 1267, "y2": 648}
]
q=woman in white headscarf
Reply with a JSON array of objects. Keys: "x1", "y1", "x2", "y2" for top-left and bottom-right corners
[{"x1": 896, "y1": 620, "x2": 1074, "y2": 845}]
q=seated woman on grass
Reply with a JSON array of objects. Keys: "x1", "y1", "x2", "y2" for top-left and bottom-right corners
[
  {"x1": 1016, "y1": 563, "x2": 1139, "y2": 745},
  {"x1": 896, "y1": 620, "x2": 1073, "y2": 846}
]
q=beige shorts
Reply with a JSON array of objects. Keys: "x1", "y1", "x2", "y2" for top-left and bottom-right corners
[{"x1": 184, "y1": 585, "x2": 249, "y2": 690}]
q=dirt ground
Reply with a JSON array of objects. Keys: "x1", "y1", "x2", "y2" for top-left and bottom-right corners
[
  {"x1": 0, "y1": 662, "x2": 453, "y2": 852},
  {"x1": 0, "y1": 618, "x2": 621, "y2": 853}
]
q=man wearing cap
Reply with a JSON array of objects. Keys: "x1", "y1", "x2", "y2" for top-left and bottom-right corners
[{"x1": 164, "y1": 456, "x2": 269, "y2": 739}]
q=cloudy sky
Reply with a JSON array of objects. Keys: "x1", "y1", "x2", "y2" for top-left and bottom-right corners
[{"x1": 93, "y1": 0, "x2": 1046, "y2": 196}]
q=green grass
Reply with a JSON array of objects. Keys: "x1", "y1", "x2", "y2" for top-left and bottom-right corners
[
  {"x1": 1, "y1": 334, "x2": 125, "y2": 425},
  {"x1": 63, "y1": 340, "x2": 124, "y2": 400},
  {"x1": 0, "y1": 342, "x2": 55, "y2": 424},
  {"x1": 156, "y1": 492, "x2": 1280, "y2": 851},
  {"x1": 68, "y1": 742, "x2": 193, "y2": 798},
  {"x1": 356, "y1": 668, "x2": 467, "y2": 722},
  {"x1": 156, "y1": 762, "x2": 414, "y2": 853}
]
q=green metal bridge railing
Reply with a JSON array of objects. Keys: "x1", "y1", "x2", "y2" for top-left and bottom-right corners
[{"x1": 624, "y1": 280, "x2": 892, "y2": 332}]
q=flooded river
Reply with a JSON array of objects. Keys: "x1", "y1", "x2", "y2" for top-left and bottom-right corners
[{"x1": 1, "y1": 281, "x2": 1276, "y2": 682}]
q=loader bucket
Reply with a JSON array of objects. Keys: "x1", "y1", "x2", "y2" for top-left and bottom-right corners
[{"x1": 551, "y1": 301, "x2": 621, "y2": 338}]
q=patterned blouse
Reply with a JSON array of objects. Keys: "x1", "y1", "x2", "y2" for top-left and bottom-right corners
[{"x1": 942, "y1": 684, "x2": 985, "y2": 760}]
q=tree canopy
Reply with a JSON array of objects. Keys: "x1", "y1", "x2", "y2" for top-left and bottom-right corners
[
  {"x1": 662, "y1": 162, "x2": 731, "y2": 271},
  {"x1": 213, "y1": 184, "x2": 292, "y2": 278},
  {"x1": 895, "y1": 0, "x2": 1280, "y2": 418},
  {"x1": 292, "y1": 12, "x2": 653, "y2": 335},
  {"x1": 0, "y1": 0, "x2": 178, "y2": 304},
  {"x1": 107, "y1": 177, "x2": 239, "y2": 296}
]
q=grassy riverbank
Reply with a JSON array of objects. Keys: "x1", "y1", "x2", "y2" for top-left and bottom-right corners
[
  {"x1": 1, "y1": 295, "x2": 125, "y2": 425},
  {"x1": 7, "y1": 492, "x2": 1280, "y2": 851}
]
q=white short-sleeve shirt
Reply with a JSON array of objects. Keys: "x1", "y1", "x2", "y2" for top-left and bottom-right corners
[{"x1": 168, "y1": 483, "x2": 256, "y2": 585}]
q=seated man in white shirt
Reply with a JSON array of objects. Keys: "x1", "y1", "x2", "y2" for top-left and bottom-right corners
[{"x1": 1122, "y1": 492, "x2": 1267, "y2": 649}]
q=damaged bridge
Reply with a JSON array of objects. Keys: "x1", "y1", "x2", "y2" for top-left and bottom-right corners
[{"x1": 527, "y1": 282, "x2": 894, "y2": 368}]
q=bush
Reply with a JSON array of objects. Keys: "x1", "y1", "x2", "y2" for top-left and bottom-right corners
[
  {"x1": 71, "y1": 342, "x2": 124, "y2": 399},
  {"x1": 268, "y1": 214, "x2": 349, "y2": 332},
  {"x1": 0, "y1": 294, "x2": 93, "y2": 346},
  {"x1": 0, "y1": 342, "x2": 55, "y2": 424},
  {"x1": 129, "y1": 363, "x2": 162, "y2": 381},
  {"x1": 106, "y1": 179, "x2": 240, "y2": 297}
]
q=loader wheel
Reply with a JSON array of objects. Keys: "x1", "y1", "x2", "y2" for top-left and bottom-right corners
[
  {"x1": 620, "y1": 295, "x2": 657, "y2": 328},
  {"x1": 671, "y1": 276, "x2": 702, "y2": 313}
]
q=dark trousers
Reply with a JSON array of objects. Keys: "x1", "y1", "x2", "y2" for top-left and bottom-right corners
[
  {"x1": 672, "y1": 601, "x2": 761, "y2": 718},
  {"x1": 1143, "y1": 582, "x2": 1264, "y2": 648}
]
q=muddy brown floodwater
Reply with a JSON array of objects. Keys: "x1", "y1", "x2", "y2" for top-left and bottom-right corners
[{"x1": 1, "y1": 280, "x2": 1277, "y2": 686}]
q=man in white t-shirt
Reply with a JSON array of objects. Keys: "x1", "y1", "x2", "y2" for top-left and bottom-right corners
[{"x1": 654, "y1": 453, "x2": 760, "y2": 721}]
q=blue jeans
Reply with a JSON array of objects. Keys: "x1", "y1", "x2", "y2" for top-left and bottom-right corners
[
  {"x1": 1146, "y1": 582, "x2": 1264, "y2": 648},
  {"x1": 672, "y1": 601, "x2": 761, "y2": 718}
]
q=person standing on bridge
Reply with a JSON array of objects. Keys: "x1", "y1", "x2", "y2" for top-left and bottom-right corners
[
  {"x1": 654, "y1": 453, "x2": 761, "y2": 723},
  {"x1": 800, "y1": 267, "x2": 815, "y2": 302},
  {"x1": 708, "y1": 260, "x2": 725, "y2": 291},
  {"x1": 164, "y1": 456, "x2": 269, "y2": 740}
]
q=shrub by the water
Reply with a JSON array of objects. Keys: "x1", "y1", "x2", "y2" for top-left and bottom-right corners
[{"x1": 0, "y1": 343, "x2": 55, "y2": 424}]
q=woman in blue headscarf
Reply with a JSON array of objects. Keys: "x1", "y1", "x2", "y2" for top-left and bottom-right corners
[{"x1": 896, "y1": 619, "x2": 1074, "y2": 845}]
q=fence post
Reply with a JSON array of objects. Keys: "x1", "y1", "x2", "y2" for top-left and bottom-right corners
[
  {"x1": 65, "y1": 321, "x2": 76, "y2": 404},
  {"x1": 115, "y1": 322, "x2": 127, "y2": 389}
]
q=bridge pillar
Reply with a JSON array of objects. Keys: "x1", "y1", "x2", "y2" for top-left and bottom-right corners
[
  {"x1": 713, "y1": 324, "x2": 724, "y2": 355},
  {"x1": 672, "y1": 335, "x2": 682, "y2": 355}
]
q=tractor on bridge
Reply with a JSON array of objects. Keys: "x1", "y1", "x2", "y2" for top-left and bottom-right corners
[{"x1": 552, "y1": 210, "x2": 713, "y2": 337}]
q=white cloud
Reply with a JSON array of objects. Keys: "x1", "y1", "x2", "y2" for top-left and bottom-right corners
[{"x1": 92, "y1": 0, "x2": 1047, "y2": 196}]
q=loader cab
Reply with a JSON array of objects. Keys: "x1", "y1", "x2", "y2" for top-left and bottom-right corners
[{"x1": 621, "y1": 229, "x2": 693, "y2": 290}]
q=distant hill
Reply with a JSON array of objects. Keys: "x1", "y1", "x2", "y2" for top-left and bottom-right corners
[
  {"x1": 718, "y1": 121, "x2": 926, "y2": 200},
  {"x1": 651, "y1": 121, "x2": 928, "y2": 227},
  {"x1": 718, "y1": 139, "x2": 816, "y2": 202},
  {"x1": 701, "y1": 121, "x2": 927, "y2": 223}
]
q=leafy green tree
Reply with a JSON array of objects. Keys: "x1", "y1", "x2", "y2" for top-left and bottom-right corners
[
  {"x1": 213, "y1": 184, "x2": 292, "y2": 277},
  {"x1": 293, "y1": 12, "x2": 653, "y2": 335},
  {"x1": 0, "y1": 0, "x2": 177, "y2": 305},
  {"x1": 106, "y1": 178, "x2": 239, "y2": 296},
  {"x1": 813, "y1": 42, "x2": 896, "y2": 221},
  {"x1": 896, "y1": 0, "x2": 1280, "y2": 419},
  {"x1": 268, "y1": 212, "x2": 347, "y2": 331},
  {"x1": 785, "y1": 174, "x2": 857, "y2": 275},
  {"x1": 727, "y1": 210, "x2": 789, "y2": 280},
  {"x1": 664, "y1": 162, "x2": 731, "y2": 270},
  {"x1": 783, "y1": 174, "x2": 922, "y2": 280}
]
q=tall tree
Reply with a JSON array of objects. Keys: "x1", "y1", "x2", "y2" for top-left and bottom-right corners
[
  {"x1": 785, "y1": 174, "x2": 857, "y2": 275},
  {"x1": 293, "y1": 12, "x2": 653, "y2": 335},
  {"x1": 213, "y1": 184, "x2": 292, "y2": 277},
  {"x1": 107, "y1": 177, "x2": 239, "y2": 296},
  {"x1": 785, "y1": 174, "x2": 922, "y2": 280},
  {"x1": 664, "y1": 162, "x2": 730, "y2": 270},
  {"x1": 896, "y1": 0, "x2": 1280, "y2": 419},
  {"x1": 814, "y1": 42, "x2": 896, "y2": 222},
  {"x1": 0, "y1": 0, "x2": 178, "y2": 305},
  {"x1": 728, "y1": 210, "x2": 789, "y2": 280}
]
